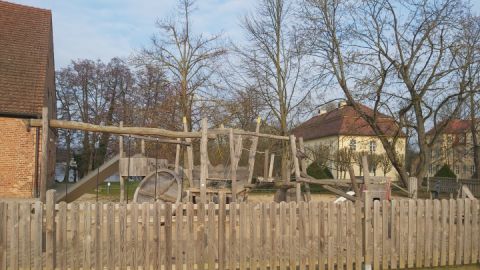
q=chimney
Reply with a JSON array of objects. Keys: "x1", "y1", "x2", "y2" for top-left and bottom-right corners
[{"x1": 338, "y1": 101, "x2": 347, "y2": 108}]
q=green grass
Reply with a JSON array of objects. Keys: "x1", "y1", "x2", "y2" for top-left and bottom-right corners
[{"x1": 86, "y1": 181, "x2": 140, "y2": 200}]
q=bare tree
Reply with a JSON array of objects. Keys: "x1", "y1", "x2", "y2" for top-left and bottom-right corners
[
  {"x1": 237, "y1": 0, "x2": 316, "y2": 180},
  {"x1": 307, "y1": 144, "x2": 331, "y2": 169},
  {"x1": 301, "y1": 0, "x2": 471, "y2": 186},
  {"x1": 379, "y1": 153, "x2": 393, "y2": 176},
  {"x1": 334, "y1": 148, "x2": 354, "y2": 178},
  {"x1": 137, "y1": 0, "x2": 226, "y2": 131}
]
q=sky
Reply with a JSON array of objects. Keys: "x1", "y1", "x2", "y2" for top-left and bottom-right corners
[
  {"x1": 8, "y1": 0, "x2": 480, "y2": 69},
  {"x1": 10, "y1": 0, "x2": 256, "y2": 68}
]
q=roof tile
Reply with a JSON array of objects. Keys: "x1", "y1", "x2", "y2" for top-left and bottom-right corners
[{"x1": 0, "y1": 1, "x2": 52, "y2": 116}]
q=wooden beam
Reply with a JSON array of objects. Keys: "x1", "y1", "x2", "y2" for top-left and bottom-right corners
[
  {"x1": 40, "y1": 107, "x2": 49, "y2": 202},
  {"x1": 121, "y1": 134, "x2": 191, "y2": 145},
  {"x1": 210, "y1": 128, "x2": 289, "y2": 140},
  {"x1": 322, "y1": 185, "x2": 357, "y2": 202},
  {"x1": 461, "y1": 185, "x2": 476, "y2": 199},
  {"x1": 29, "y1": 118, "x2": 212, "y2": 138},
  {"x1": 296, "y1": 177, "x2": 351, "y2": 187},
  {"x1": 348, "y1": 165, "x2": 361, "y2": 196}
]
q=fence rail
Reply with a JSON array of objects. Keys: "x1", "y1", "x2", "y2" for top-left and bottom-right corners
[
  {"x1": 427, "y1": 177, "x2": 480, "y2": 196},
  {"x1": 0, "y1": 191, "x2": 479, "y2": 269}
]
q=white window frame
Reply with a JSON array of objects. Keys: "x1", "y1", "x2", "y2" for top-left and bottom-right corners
[
  {"x1": 349, "y1": 139, "x2": 356, "y2": 151},
  {"x1": 369, "y1": 141, "x2": 377, "y2": 153}
]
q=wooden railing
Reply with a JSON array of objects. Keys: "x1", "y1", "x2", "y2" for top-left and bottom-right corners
[{"x1": 0, "y1": 191, "x2": 479, "y2": 269}]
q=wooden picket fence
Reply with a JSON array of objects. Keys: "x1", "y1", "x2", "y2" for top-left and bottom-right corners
[{"x1": 1, "y1": 192, "x2": 479, "y2": 269}]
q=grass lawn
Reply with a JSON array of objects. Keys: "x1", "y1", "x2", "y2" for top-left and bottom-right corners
[{"x1": 86, "y1": 181, "x2": 140, "y2": 201}]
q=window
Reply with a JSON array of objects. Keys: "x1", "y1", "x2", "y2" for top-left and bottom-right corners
[
  {"x1": 369, "y1": 141, "x2": 377, "y2": 153},
  {"x1": 464, "y1": 165, "x2": 468, "y2": 174},
  {"x1": 454, "y1": 165, "x2": 459, "y2": 175},
  {"x1": 349, "y1": 139, "x2": 356, "y2": 151}
]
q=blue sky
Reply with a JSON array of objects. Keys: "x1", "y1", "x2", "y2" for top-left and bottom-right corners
[
  {"x1": 9, "y1": 0, "x2": 480, "y2": 69},
  {"x1": 10, "y1": 0, "x2": 256, "y2": 68}
]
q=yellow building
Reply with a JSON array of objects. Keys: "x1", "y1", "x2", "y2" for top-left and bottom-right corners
[
  {"x1": 293, "y1": 102, "x2": 406, "y2": 180},
  {"x1": 426, "y1": 119, "x2": 477, "y2": 179}
]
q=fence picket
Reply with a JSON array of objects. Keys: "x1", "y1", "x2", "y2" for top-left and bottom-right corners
[
  {"x1": 3, "y1": 197, "x2": 480, "y2": 270},
  {"x1": 464, "y1": 199, "x2": 472, "y2": 264},
  {"x1": 33, "y1": 202, "x2": 42, "y2": 270},
  {"x1": 456, "y1": 199, "x2": 464, "y2": 265},
  {"x1": 448, "y1": 199, "x2": 456, "y2": 265},
  {"x1": 432, "y1": 200, "x2": 440, "y2": 267},
  {"x1": 472, "y1": 200, "x2": 479, "y2": 263},
  {"x1": 440, "y1": 199, "x2": 448, "y2": 266},
  {"x1": 373, "y1": 200, "x2": 381, "y2": 270}
]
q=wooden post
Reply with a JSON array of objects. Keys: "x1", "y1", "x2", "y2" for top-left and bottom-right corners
[
  {"x1": 298, "y1": 137, "x2": 311, "y2": 202},
  {"x1": 247, "y1": 117, "x2": 261, "y2": 184},
  {"x1": 362, "y1": 155, "x2": 370, "y2": 188},
  {"x1": 348, "y1": 166, "x2": 361, "y2": 197},
  {"x1": 290, "y1": 135, "x2": 302, "y2": 202},
  {"x1": 175, "y1": 138, "x2": 181, "y2": 174},
  {"x1": 269, "y1": 154, "x2": 275, "y2": 179},
  {"x1": 0, "y1": 202, "x2": 5, "y2": 270},
  {"x1": 40, "y1": 107, "x2": 49, "y2": 202},
  {"x1": 141, "y1": 139, "x2": 145, "y2": 155},
  {"x1": 119, "y1": 121, "x2": 125, "y2": 203},
  {"x1": 229, "y1": 129, "x2": 238, "y2": 202},
  {"x1": 200, "y1": 119, "x2": 208, "y2": 203},
  {"x1": 46, "y1": 190, "x2": 56, "y2": 269},
  {"x1": 183, "y1": 117, "x2": 194, "y2": 187},
  {"x1": 409, "y1": 177, "x2": 418, "y2": 199},
  {"x1": 263, "y1": 149, "x2": 269, "y2": 181}
]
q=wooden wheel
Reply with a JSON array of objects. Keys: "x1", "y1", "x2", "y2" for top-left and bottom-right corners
[{"x1": 133, "y1": 169, "x2": 182, "y2": 203}]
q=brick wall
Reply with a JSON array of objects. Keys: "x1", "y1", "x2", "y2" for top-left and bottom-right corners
[{"x1": 0, "y1": 117, "x2": 55, "y2": 198}]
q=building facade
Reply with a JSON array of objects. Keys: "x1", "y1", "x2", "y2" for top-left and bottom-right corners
[
  {"x1": 293, "y1": 102, "x2": 406, "y2": 180},
  {"x1": 426, "y1": 119, "x2": 477, "y2": 179},
  {"x1": 0, "y1": 1, "x2": 56, "y2": 198}
]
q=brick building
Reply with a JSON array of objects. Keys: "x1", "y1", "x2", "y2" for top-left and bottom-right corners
[{"x1": 0, "y1": 1, "x2": 56, "y2": 198}]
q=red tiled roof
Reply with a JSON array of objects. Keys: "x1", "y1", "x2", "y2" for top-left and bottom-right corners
[
  {"x1": 0, "y1": 1, "x2": 53, "y2": 117},
  {"x1": 426, "y1": 119, "x2": 472, "y2": 135},
  {"x1": 292, "y1": 103, "x2": 405, "y2": 140}
]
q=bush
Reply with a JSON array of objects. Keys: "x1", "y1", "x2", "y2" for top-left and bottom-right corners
[
  {"x1": 307, "y1": 162, "x2": 333, "y2": 179},
  {"x1": 434, "y1": 164, "x2": 456, "y2": 178}
]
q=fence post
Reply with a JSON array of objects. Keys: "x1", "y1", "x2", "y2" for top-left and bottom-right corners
[
  {"x1": 409, "y1": 177, "x2": 418, "y2": 199},
  {"x1": 46, "y1": 189, "x2": 56, "y2": 269},
  {"x1": 0, "y1": 202, "x2": 6, "y2": 270},
  {"x1": 200, "y1": 119, "x2": 208, "y2": 203},
  {"x1": 40, "y1": 107, "x2": 50, "y2": 202},
  {"x1": 218, "y1": 193, "x2": 226, "y2": 270},
  {"x1": 364, "y1": 194, "x2": 373, "y2": 270}
]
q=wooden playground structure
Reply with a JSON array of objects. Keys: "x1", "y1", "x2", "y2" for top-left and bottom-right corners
[{"x1": 28, "y1": 107, "x2": 401, "y2": 204}]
